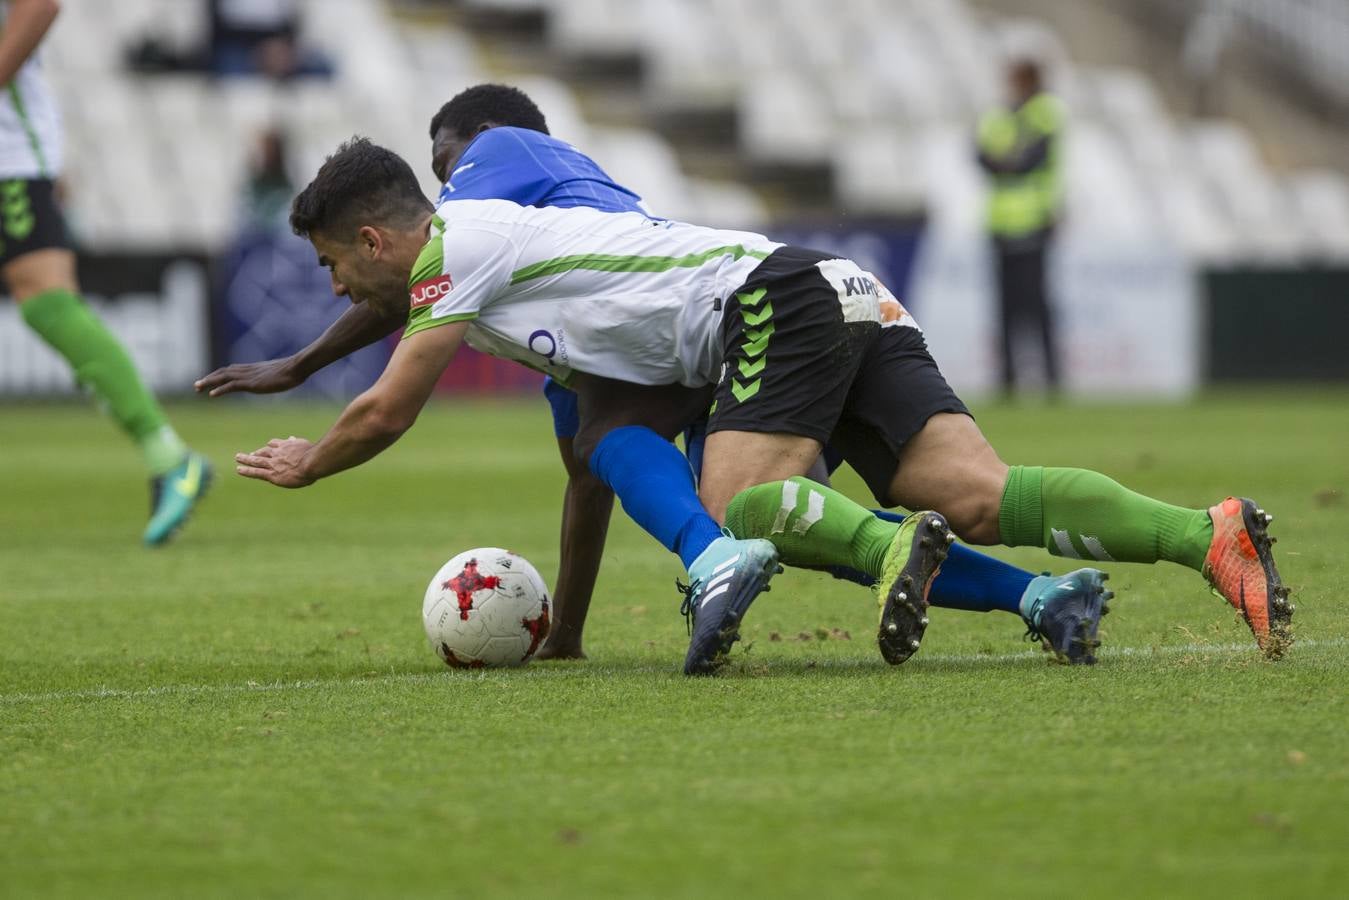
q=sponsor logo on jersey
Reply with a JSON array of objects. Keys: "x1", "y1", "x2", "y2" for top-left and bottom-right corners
[
  {"x1": 816, "y1": 258, "x2": 881, "y2": 324},
  {"x1": 528, "y1": 329, "x2": 557, "y2": 359},
  {"x1": 873, "y1": 275, "x2": 921, "y2": 331},
  {"x1": 410, "y1": 274, "x2": 453, "y2": 308},
  {"x1": 841, "y1": 275, "x2": 879, "y2": 297},
  {"x1": 528, "y1": 328, "x2": 569, "y2": 365},
  {"x1": 814, "y1": 258, "x2": 921, "y2": 331}
]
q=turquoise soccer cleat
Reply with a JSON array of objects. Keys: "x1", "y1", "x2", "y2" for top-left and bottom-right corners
[
  {"x1": 143, "y1": 451, "x2": 213, "y2": 546},
  {"x1": 1020, "y1": 568, "x2": 1112, "y2": 664},
  {"x1": 679, "y1": 531, "x2": 782, "y2": 675}
]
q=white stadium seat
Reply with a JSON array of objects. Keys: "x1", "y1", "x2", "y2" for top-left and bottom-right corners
[
  {"x1": 549, "y1": 0, "x2": 643, "y2": 57},
  {"x1": 833, "y1": 127, "x2": 926, "y2": 215},
  {"x1": 738, "y1": 75, "x2": 834, "y2": 167}
]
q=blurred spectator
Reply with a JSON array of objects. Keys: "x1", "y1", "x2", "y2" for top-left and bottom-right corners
[
  {"x1": 209, "y1": 0, "x2": 332, "y2": 80},
  {"x1": 976, "y1": 59, "x2": 1064, "y2": 398},
  {"x1": 237, "y1": 128, "x2": 295, "y2": 233}
]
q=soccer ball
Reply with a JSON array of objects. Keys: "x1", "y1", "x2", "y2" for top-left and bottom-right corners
[{"x1": 422, "y1": 548, "x2": 551, "y2": 668}]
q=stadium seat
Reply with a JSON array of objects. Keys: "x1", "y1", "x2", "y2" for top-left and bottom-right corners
[
  {"x1": 738, "y1": 75, "x2": 834, "y2": 167},
  {"x1": 509, "y1": 77, "x2": 593, "y2": 145},
  {"x1": 588, "y1": 127, "x2": 694, "y2": 220},
  {"x1": 638, "y1": 0, "x2": 739, "y2": 112},
  {"x1": 1285, "y1": 171, "x2": 1349, "y2": 261},
  {"x1": 833, "y1": 128, "x2": 926, "y2": 216},
  {"x1": 686, "y1": 178, "x2": 769, "y2": 231},
  {"x1": 1188, "y1": 121, "x2": 1308, "y2": 260},
  {"x1": 548, "y1": 0, "x2": 643, "y2": 58},
  {"x1": 917, "y1": 124, "x2": 985, "y2": 234}
]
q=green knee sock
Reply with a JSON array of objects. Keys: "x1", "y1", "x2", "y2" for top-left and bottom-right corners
[
  {"x1": 725, "y1": 476, "x2": 898, "y2": 578},
  {"x1": 998, "y1": 465, "x2": 1212, "y2": 571},
  {"x1": 21, "y1": 288, "x2": 185, "y2": 475}
]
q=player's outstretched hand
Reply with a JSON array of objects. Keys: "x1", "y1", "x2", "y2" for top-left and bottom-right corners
[
  {"x1": 195, "y1": 358, "x2": 303, "y2": 397},
  {"x1": 236, "y1": 437, "x2": 316, "y2": 488}
]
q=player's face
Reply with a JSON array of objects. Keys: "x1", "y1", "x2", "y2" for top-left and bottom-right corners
[
  {"x1": 430, "y1": 125, "x2": 472, "y2": 184},
  {"x1": 311, "y1": 231, "x2": 410, "y2": 318}
]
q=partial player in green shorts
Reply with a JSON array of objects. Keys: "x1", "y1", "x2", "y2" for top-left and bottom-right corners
[{"x1": 0, "y1": 0, "x2": 210, "y2": 544}]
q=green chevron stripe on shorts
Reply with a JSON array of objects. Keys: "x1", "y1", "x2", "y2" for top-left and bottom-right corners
[
  {"x1": 1, "y1": 179, "x2": 35, "y2": 241},
  {"x1": 731, "y1": 287, "x2": 771, "y2": 403}
]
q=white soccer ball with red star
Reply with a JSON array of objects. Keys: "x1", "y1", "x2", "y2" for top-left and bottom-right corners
[{"x1": 423, "y1": 548, "x2": 551, "y2": 668}]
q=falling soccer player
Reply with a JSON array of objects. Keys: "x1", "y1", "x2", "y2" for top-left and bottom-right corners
[{"x1": 228, "y1": 138, "x2": 1292, "y2": 674}]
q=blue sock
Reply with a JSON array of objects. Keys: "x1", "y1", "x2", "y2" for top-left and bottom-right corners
[
  {"x1": 589, "y1": 426, "x2": 723, "y2": 570},
  {"x1": 828, "y1": 510, "x2": 1031, "y2": 616}
]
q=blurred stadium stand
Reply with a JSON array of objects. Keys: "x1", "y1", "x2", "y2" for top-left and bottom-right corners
[
  {"x1": 43, "y1": 0, "x2": 1349, "y2": 260},
  {"x1": 2, "y1": 0, "x2": 1345, "y2": 399}
]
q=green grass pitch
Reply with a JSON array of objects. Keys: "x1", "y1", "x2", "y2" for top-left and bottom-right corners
[{"x1": 2, "y1": 390, "x2": 1347, "y2": 898}]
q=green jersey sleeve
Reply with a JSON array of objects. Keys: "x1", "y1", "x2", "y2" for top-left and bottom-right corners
[{"x1": 404, "y1": 218, "x2": 516, "y2": 339}]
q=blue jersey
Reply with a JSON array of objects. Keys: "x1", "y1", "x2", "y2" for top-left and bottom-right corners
[
  {"x1": 437, "y1": 126, "x2": 649, "y2": 214},
  {"x1": 438, "y1": 126, "x2": 649, "y2": 443},
  {"x1": 435, "y1": 126, "x2": 714, "y2": 460}
]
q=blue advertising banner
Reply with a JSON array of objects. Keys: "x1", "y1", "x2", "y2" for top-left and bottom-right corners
[{"x1": 215, "y1": 231, "x2": 393, "y2": 400}]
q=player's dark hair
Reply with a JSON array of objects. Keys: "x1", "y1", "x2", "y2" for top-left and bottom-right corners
[
  {"x1": 289, "y1": 137, "x2": 432, "y2": 239},
  {"x1": 428, "y1": 83, "x2": 549, "y2": 140}
]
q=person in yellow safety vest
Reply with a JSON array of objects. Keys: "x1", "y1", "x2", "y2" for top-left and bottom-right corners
[{"x1": 976, "y1": 58, "x2": 1064, "y2": 398}]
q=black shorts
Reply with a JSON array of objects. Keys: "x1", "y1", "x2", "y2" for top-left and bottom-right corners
[
  {"x1": 0, "y1": 178, "x2": 72, "y2": 267},
  {"x1": 828, "y1": 326, "x2": 971, "y2": 504},
  {"x1": 708, "y1": 246, "x2": 969, "y2": 502}
]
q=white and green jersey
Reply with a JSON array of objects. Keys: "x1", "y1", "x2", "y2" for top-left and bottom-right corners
[
  {"x1": 404, "y1": 200, "x2": 783, "y2": 387},
  {"x1": 0, "y1": 2, "x2": 62, "y2": 178}
]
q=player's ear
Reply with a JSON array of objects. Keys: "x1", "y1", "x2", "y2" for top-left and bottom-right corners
[{"x1": 357, "y1": 225, "x2": 382, "y2": 258}]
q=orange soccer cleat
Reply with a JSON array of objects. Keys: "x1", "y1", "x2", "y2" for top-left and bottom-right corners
[{"x1": 1202, "y1": 497, "x2": 1293, "y2": 658}]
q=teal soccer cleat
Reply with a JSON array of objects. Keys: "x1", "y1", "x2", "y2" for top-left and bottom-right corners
[
  {"x1": 680, "y1": 532, "x2": 782, "y2": 675},
  {"x1": 143, "y1": 451, "x2": 213, "y2": 546},
  {"x1": 1020, "y1": 568, "x2": 1112, "y2": 664}
]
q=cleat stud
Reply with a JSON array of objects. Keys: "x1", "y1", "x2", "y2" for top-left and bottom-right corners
[
  {"x1": 919, "y1": 616, "x2": 929, "y2": 627},
  {"x1": 897, "y1": 592, "x2": 907, "y2": 602},
  {"x1": 908, "y1": 638, "x2": 921, "y2": 650},
  {"x1": 1288, "y1": 604, "x2": 1296, "y2": 613},
  {"x1": 886, "y1": 622, "x2": 898, "y2": 634},
  {"x1": 1264, "y1": 514, "x2": 1274, "y2": 524},
  {"x1": 1256, "y1": 508, "x2": 1265, "y2": 517}
]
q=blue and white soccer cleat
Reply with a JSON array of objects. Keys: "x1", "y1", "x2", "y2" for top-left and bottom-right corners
[
  {"x1": 144, "y1": 451, "x2": 213, "y2": 546},
  {"x1": 679, "y1": 531, "x2": 782, "y2": 676},
  {"x1": 1019, "y1": 568, "x2": 1113, "y2": 664}
]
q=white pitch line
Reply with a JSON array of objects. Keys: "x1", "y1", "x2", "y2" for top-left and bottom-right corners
[
  {"x1": 910, "y1": 636, "x2": 1345, "y2": 665},
  {"x1": 0, "y1": 638, "x2": 1342, "y2": 707}
]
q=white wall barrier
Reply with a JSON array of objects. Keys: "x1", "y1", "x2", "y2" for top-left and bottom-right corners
[
  {"x1": 910, "y1": 227, "x2": 1200, "y2": 398},
  {"x1": 0, "y1": 257, "x2": 209, "y2": 396}
]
